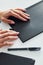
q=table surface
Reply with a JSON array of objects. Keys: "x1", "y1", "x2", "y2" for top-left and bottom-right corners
[{"x1": 0, "y1": 0, "x2": 43, "y2": 65}]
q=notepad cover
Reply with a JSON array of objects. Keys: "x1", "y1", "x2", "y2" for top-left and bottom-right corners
[
  {"x1": 0, "y1": 53, "x2": 35, "y2": 65},
  {"x1": 9, "y1": 1, "x2": 43, "y2": 42}
]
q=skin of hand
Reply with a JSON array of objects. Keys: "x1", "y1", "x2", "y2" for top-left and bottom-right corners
[
  {"x1": 0, "y1": 29, "x2": 19, "y2": 48},
  {"x1": 0, "y1": 8, "x2": 30, "y2": 24}
]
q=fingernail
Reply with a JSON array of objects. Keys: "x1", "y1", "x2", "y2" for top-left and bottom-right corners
[
  {"x1": 28, "y1": 17, "x2": 30, "y2": 19},
  {"x1": 14, "y1": 36, "x2": 18, "y2": 39},
  {"x1": 26, "y1": 17, "x2": 30, "y2": 19},
  {"x1": 24, "y1": 19, "x2": 27, "y2": 21},
  {"x1": 11, "y1": 21, "x2": 15, "y2": 24},
  {"x1": 7, "y1": 42, "x2": 14, "y2": 45},
  {"x1": 17, "y1": 32, "x2": 19, "y2": 34},
  {"x1": 26, "y1": 17, "x2": 30, "y2": 20},
  {"x1": 27, "y1": 14, "x2": 30, "y2": 17},
  {"x1": 9, "y1": 42, "x2": 13, "y2": 44}
]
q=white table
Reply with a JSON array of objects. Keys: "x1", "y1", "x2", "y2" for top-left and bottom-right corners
[{"x1": 0, "y1": 0, "x2": 43, "y2": 65}]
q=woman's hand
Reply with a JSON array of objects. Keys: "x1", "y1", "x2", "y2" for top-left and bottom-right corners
[
  {"x1": 0, "y1": 29, "x2": 19, "y2": 48},
  {"x1": 0, "y1": 8, "x2": 30, "y2": 24}
]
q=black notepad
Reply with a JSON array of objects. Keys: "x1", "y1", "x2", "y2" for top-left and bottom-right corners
[
  {"x1": 0, "y1": 53, "x2": 35, "y2": 65},
  {"x1": 9, "y1": 1, "x2": 43, "y2": 42}
]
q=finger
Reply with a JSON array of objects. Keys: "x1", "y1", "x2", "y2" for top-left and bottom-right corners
[
  {"x1": 0, "y1": 30, "x2": 12, "y2": 34},
  {"x1": 15, "y1": 8, "x2": 26, "y2": 12},
  {"x1": 0, "y1": 42, "x2": 13, "y2": 48},
  {"x1": 8, "y1": 30, "x2": 19, "y2": 35},
  {"x1": 23, "y1": 13, "x2": 30, "y2": 17},
  {"x1": 1, "y1": 31, "x2": 19, "y2": 38},
  {"x1": 1, "y1": 17, "x2": 15, "y2": 24},
  {"x1": 0, "y1": 30, "x2": 9, "y2": 34},
  {"x1": 0, "y1": 36, "x2": 18, "y2": 43},
  {"x1": 0, "y1": 30, "x2": 18, "y2": 34},
  {"x1": 3, "y1": 42, "x2": 13, "y2": 45},
  {"x1": 23, "y1": 13, "x2": 30, "y2": 19},
  {"x1": 0, "y1": 43, "x2": 8, "y2": 48}
]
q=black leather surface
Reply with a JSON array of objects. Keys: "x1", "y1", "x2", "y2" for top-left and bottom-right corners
[
  {"x1": 9, "y1": 1, "x2": 43, "y2": 42},
  {"x1": 0, "y1": 53, "x2": 35, "y2": 65}
]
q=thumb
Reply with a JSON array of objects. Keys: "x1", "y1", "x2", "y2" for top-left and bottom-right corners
[{"x1": 1, "y1": 17, "x2": 15, "y2": 24}]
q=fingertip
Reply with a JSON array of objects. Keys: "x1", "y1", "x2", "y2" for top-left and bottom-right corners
[
  {"x1": 10, "y1": 21, "x2": 15, "y2": 24},
  {"x1": 14, "y1": 36, "x2": 18, "y2": 39},
  {"x1": 17, "y1": 32, "x2": 19, "y2": 34},
  {"x1": 27, "y1": 14, "x2": 30, "y2": 17},
  {"x1": 21, "y1": 9, "x2": 26, "y2": 12},
  {"x1": 28, "y1": 17, "x2": 31, "y2": 20},
  {"x1": 16, "y1": 8, "x2": 26, "y2": 12},
  {"x1": 25, "y1": 16, "x2": 30, "y2": 20},
  {"x1": 7, "y1": 42, "x2": 13, "y2": 45}
]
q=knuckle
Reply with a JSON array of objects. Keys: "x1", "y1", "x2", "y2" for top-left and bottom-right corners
[
  {"x1": 16, "y1": 10, "x2": 20, "y2": 13},
  {"x1": 7, "y1": 32, "x2": 10, "y2": 36},
  {"x1": 5, "y1": 42, "x2": 9, "y2": 45},
  {"x1": 7, "y1": 36, "x2": 11, "y2": 39}
]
